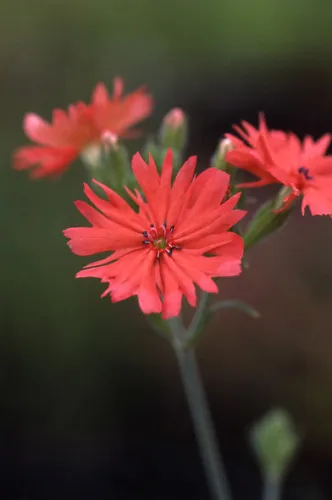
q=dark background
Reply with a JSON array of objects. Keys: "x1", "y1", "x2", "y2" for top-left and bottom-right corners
[{"x1": 2, "y1": 0, "x2": 332, "y2": 498}]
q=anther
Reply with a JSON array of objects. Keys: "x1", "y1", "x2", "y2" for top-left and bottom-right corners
[
  {"x1": 142, "y1": 231, "x2": 148, "y2": 237},
  {"x1": 298, "y1": 166, "x2": 313, "y2": 181},
  {"x1": 142, "y1": 240, "x2": 150, "y2": 245}
]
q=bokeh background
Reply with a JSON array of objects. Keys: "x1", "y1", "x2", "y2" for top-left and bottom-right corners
[{"x1": 2, "y1": 0, "x2": 332, "y2": 498}]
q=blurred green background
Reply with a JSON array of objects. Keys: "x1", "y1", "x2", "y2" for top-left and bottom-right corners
[{"x1": 2, "y1": 0, "x2": 332, "y2": 498}]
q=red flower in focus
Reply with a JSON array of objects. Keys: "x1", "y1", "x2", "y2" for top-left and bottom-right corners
[
  {"x1": 13, "y1": 78, "x2": 153, "y2": 178},
  {"x1": 64, "y1": 150, "x2": 246, "y2": 319},
  {"x1": 226, "y1": 114, "x2": 332, "y2": 215}
]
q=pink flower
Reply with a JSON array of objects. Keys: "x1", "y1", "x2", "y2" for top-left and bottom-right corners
[
  {"x1": 13, "y1": 78, "x2": 153, "y2": 178},
  {"x1": 226, "y1": 114, "x2": 332, "y2": 214},
  {"x1": 64, "y1": 150, "x2": 246, "y2": 318}
]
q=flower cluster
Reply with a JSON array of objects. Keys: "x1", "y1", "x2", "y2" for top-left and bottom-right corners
[
  {"x1": 12, "y1": 77, "x2": 330, "y2": 500},
  {"x1": 13, "y1": 79, "x2": 332, "y2": 318}
]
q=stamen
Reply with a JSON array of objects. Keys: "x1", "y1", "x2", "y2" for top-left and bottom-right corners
[
  {"x1": 141, "y1": 223, "x2": 180, "y2": 257},
  {"x1": 298, "y1": 166, "x2": 313, "y2": 181}
]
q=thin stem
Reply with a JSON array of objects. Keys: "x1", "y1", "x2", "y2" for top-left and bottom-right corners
[
  {"x1": 263, "y1": 478, "x2": 281, "y2": 500},
  {"x1": 188, "y1": 291, "x2": 210, "y2": 338},
  {"x1": 168, "y1": 317, "x2": 231, "y2": 500}
]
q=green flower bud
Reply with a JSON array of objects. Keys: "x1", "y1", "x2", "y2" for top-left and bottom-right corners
[
  {"x1": 159, "y1": 108, "x2": 188, "y2": 155},
  {"x1": 81, "y1": 133, "x2": 130, "y2": 193},
  {"x1": 212, "y1": 138, "x2": 235, "y2": 173},
  {"x1": 250, "y1": 408, "x2": 300, "y2": 482},
  {"x1": 244, "y1": 191, "x2": 294, "y2": 250}
]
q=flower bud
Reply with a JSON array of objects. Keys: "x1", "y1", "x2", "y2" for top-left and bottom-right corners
[
  {"x1": 212, "y1": 138, "x2": 234, "y2": 173},
  {"x1": 220, "y1": 137, "x2": 234, "y2": 156},
  {"x1": 81, "y1": 132, "x2": 130, "y2": 192},
  {"x1": 244, "y1": 195, "x2": 294, "y2": 250},
  {"x1": 250, "y1": 408, "x2": 300, "y2": 482},
  {"x1": 164, "y1": 108, "x2": 185, "y2": 128},
  {"x1": 81, "y1": 133, "x2": 119, "y2": 170},
  {"x1": 159, "y1": 107, "x2": 188, "y2": 154},
  {"x1": 101, "y1": 131, "x2": 119, "y2": 152},
  {"x1": 273, "y1": 185, "x2": 295, "y2": 212},
  {"x1": 81, "y1": 143, "x2": 103, "y2": 170}
]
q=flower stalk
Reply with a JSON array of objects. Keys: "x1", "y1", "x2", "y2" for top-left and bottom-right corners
[
  {"x1": 262, "y1": 478, "x2": 281, "y2": 500},
  {"x1": 168, "y1": 316, "x2": 232, "y2": 500}
]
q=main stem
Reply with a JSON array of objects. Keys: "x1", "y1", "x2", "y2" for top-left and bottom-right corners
[{"x1": 169, "y1": 320, "x2": 231, "y2": 500}]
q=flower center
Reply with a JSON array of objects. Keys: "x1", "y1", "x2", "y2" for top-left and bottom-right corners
[
  {"x1": 142, "y1": 223, "x2": 181, "y2": 258},
  {"x1": 298, "y1": 166, "x2": 313, "y2": 181}
]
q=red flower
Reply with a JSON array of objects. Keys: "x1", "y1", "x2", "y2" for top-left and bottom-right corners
[
  {"x1": 13, "y1": 78, "x2": 153, "y2": 178},
  {"x1": 225, "y1": 114, "x2": 287, "y2": 188},
  {"x1": 64, "y1": 150, "x2": 246, "y2": 319},
  {"x1": 226, "y1": 114, "x2": 332, "y2": 215}
]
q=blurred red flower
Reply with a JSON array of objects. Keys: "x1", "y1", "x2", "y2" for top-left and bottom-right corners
[
  {"x1": 226, "y1": 115, "x2": 332, "y2": 215},
  {"x1": 13, "y1": 78, "x2": 153, "y2": 178},
  {"x1": 64, "y1": 150, "x2": 245, "y2": 318}
]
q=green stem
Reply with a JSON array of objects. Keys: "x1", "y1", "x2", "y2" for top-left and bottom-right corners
[
  {"x1": 168, "y1": 318, "x2": 232, "y2": 500},
  {"x1": 263, "y1": 478, "x2": 281, "y2": 500}
]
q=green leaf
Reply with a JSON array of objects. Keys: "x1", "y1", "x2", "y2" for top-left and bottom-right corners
[{"x1": 209, "y1": 299, "x2": 260, "y2": 318}]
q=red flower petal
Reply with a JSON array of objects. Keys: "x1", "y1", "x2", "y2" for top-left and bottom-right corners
[
  {"x1": 92, "y1": 83, "x2": 110, "y2": 105},
  {"x1": 13, "y1": 145, "x2": 78, "y2": 178},
  {"x1": 172, "y1": 252, "x2": 218, "y2": 294},
  {"x1": 64, "y1": 225, "x2": 140, "y2": 255},
  {"x1": 138, "y1": 251, "x2": 163, "y2": 314},
  {"x1": 161, "y1": 255, "x2": 197, "y2": 308},
  {"x1": 159, "y1": 262, "x2": 182, "y2": 319},
  {"x1": 83, "y1": 182, "x2": 145, "y2": 232}
]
